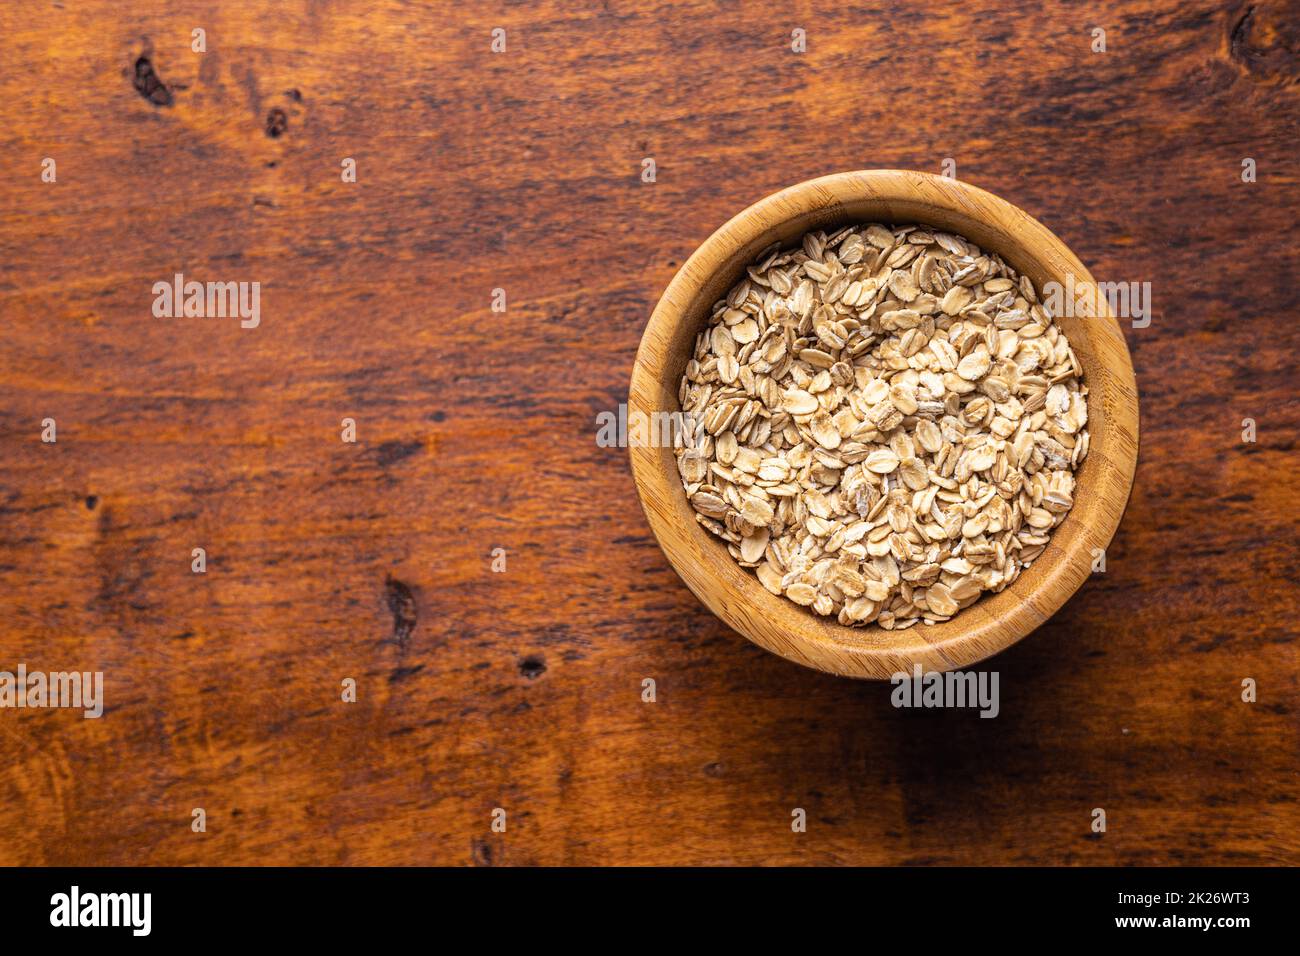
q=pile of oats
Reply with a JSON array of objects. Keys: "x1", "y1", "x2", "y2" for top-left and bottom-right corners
[{"x1": 676, "y1": 223, "x2": 1089, "y2": 630}]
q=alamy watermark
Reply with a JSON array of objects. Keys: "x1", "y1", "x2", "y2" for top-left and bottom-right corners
[
  {"x1": 595, "y1": 404, "x2": 698, "y2": 448},
  {"x1": 891, "y1": 665, "x2": 999, "y2": 718},
  {"x1": 152, "y1": 272, "x2": 261, "y2": 328},
  {"x1": 1043, "y1": 273, "x2": 1150, "y2": 328},
  {"x1": 0, "y1": 664, "x2": 103, "y2": 718},
  {"x1": 50, "y1": 886, "x2": 150, "y2": 936}
]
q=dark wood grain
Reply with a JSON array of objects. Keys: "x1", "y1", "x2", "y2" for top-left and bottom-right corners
[{"x1": 0, "y1": 0, "x2": 1296, "y2": 866}]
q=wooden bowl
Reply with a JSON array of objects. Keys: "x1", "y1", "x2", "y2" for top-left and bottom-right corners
[{"x1": 628, "y1": 169, "x2": 1139, "y2": 679}]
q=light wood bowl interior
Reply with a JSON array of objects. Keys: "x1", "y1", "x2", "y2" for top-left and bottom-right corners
[{"x1": 629, "y1": 170, "x2": 1139, "y2": 678}]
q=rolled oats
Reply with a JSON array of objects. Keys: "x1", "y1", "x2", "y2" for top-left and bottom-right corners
[{"x1": 676, "y1": 222, "x2": 1089, "y2": 629}]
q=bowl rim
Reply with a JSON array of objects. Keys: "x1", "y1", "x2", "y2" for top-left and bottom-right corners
[{"x1": 628, "y1": 169, "x2": 1139, "y2": 679}]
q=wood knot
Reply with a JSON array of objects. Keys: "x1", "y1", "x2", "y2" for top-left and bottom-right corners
[
  {"x1": 518, "y1": 654, "x2": 547, "y2": 679},
  {"x1": 1230, "y1": 4, "x2": 1300, "y2": 83},
  {"x1": 383, "y1": 576, "x2": 417, "y2": 651},
  {"x1": 133, "y1": 57, "x2": 173, "y2": 106},
  {"x1": 265, "y1": 107, "x2": 289, "y2": 138}
]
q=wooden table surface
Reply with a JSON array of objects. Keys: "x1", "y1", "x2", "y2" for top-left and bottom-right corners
[{"x1": 0, "y1": 0, "x2": 1296, "y2": 866}]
